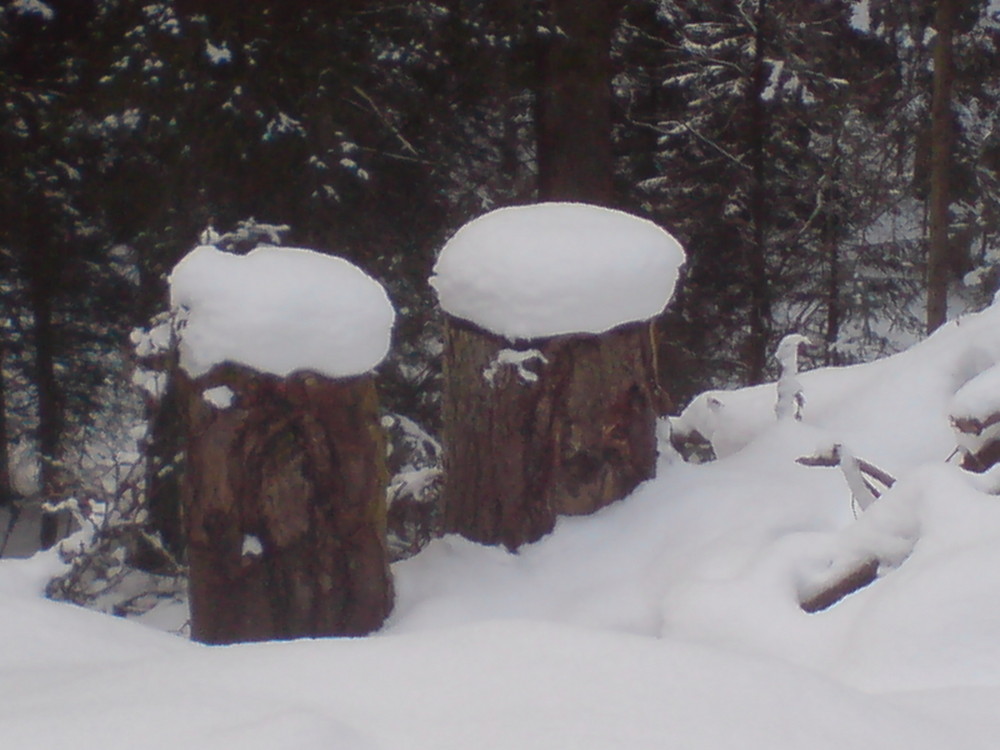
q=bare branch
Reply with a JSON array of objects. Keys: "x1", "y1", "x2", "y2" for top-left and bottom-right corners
[
  {"x1": 350, "y1": 85, "x2": 420, "y2": 157},
  {"x1": 800, "y1": 557, "x2": 879, "y2": 613}
]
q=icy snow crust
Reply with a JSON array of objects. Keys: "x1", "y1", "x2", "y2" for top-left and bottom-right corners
[
  {"x1": 169, "y1": 245, "x2": 394, "y2": 379},
  {"x1": 10, "y1": 304, "x2": 1000, "y2": 748},
  {"x1": 430, "y1": 203, "x2": 685, "y2": 340}
]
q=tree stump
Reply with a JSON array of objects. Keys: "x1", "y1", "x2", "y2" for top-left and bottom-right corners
[
  {"x1": 442, "y1": 317, "x2": 660, "y2": 549},
  {"x1": 177, "y1": 364, "x2": 392, "y2": 644},
  {"x1": 431, "y1": 203, "x2": 684, "y2": 550}
]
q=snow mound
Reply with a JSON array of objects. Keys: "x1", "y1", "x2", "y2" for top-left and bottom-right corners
[
  {"x1": 169, "y1": 245, "x2": 395, "y2": 379},
  {"x1": 430, "y1": 203, "x2": 685, "y2": 340},
  {"x1": 672, "y1": 303, "x2": 1000, "y2": 468}
]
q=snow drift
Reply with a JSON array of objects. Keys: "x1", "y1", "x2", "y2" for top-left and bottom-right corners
[{"x1": 7, "y1": 298, "x2": 1000, "y2": 748}]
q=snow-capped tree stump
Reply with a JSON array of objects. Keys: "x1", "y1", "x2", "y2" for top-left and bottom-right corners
[
  {"x1": 169, "y1": 244, "x2": 396, "y2": 644},
  {"x1": 431, "y1": 203, "x2": 685, "y2": 549}
]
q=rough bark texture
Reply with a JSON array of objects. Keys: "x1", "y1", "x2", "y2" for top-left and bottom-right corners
[
  {"x1": 442, "y1": 317, "x2": 659, "y2": 550},
  {"x1": 177, "y1": 364, "x2": 392, "y2": 644}
]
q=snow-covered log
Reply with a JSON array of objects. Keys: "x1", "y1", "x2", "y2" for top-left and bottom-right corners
[
  {"x1": 799, "y1": 557, "x2": 880, "y2": 613},
  {"x1": 950, "y1": 364, "x2": 1000, "y2": 472},
  {"x1": 169, "y1": 245, "x2": 395, "y2": 643},
  {"x1": 431, "y1": 203, "x2": 685, "y2": 549}
]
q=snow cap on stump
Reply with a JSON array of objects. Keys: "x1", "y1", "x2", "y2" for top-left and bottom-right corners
[
  {"x1": 430, "y1": 202, "x2": 686, "y2": 340},
  {"x1": 169, "y1": 245, "x2": 395, "y2": 378}
]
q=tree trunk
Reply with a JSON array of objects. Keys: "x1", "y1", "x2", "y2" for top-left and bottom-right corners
[
  {"x1": 0, "y1": 341, "x2": 10, "y2": 506},
  {"x1": 30, "y1": 268, "x2": 64, "y2": 549},
  {"x1": 177, "y1": 364, "x2": 393, "y2": 644},
  {"x1": 745, "y1": 0, "x2": 773, "y2": 383},
  {"x1": 442, "y1": 317, "x2": 659, "y2": 550},
  {"x1": 824, "y1": 224, "x2": 842, "y2": 367},
  {"x1": 824, "y1": 137, "x2": 843, "y2": 367},
  {"x1": 927, "y1": 0, "x2": 956, "y2": 333},
  {"x1": 535, "y1": 0, "x2": 623, "y2": 203}
]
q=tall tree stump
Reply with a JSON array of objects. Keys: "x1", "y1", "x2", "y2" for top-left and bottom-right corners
[
  {"x1": 442, "y1": 318, "x2": 661, "y2": 549},
  {"x1": 431, "y1": 203, "x2": 686, "y2": 550},
  {"x1": 177, "y1": 365, "x2": 392, "y2": 644},
  {"x1": 167, "y1": 243, "x2": 397, "y2": 644}
]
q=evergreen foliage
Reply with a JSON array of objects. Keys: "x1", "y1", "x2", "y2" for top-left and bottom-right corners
[{"x1": 1, "y1": 0, "x2": 999, "y2": 553}]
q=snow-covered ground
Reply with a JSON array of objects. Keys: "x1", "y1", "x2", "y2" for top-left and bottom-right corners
[{"x1": 6, "y1": 300, "x2": 1000, "y2": 748}]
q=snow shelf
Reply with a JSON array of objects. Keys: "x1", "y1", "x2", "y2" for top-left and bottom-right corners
[
  {"x1": 430, "y1": 203, "x2": 685, "y2": 340},
  {"x1": 169, "y1": 245, "x2": 395, "y2": 379}
]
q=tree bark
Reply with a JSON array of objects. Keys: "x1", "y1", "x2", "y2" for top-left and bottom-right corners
[
  {"x1": 441, "y1": 317, "x2": 659, "y2": 550},
  {"x1": 745, "y1": 0, "x2": 773, "y2": 383},
  {"x1": 535, "y1": 0, "x2": 623, "y2": 203},
  {"x1": 177, "y1": 364, "x2": 393, "y2": 644},
  {"x1": 927, "y1": 0, "x2": 956, "y2": 333}
]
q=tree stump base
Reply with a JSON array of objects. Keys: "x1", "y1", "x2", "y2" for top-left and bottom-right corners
[
  {"x1": 442, "y1": 317, "x2": 660, "y2": 550},
  {"x1": 177, "y1": 364, "x2": 392, "y2": 644}
]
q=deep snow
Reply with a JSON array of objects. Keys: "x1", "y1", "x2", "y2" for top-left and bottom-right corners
[{"x1": 5, "y1": 301, "x2": 1000, "y2": 748}]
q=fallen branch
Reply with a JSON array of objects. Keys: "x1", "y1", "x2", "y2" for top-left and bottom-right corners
[{"x1": 796, "y1": 444, "x2": 896, "y2": 511}]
